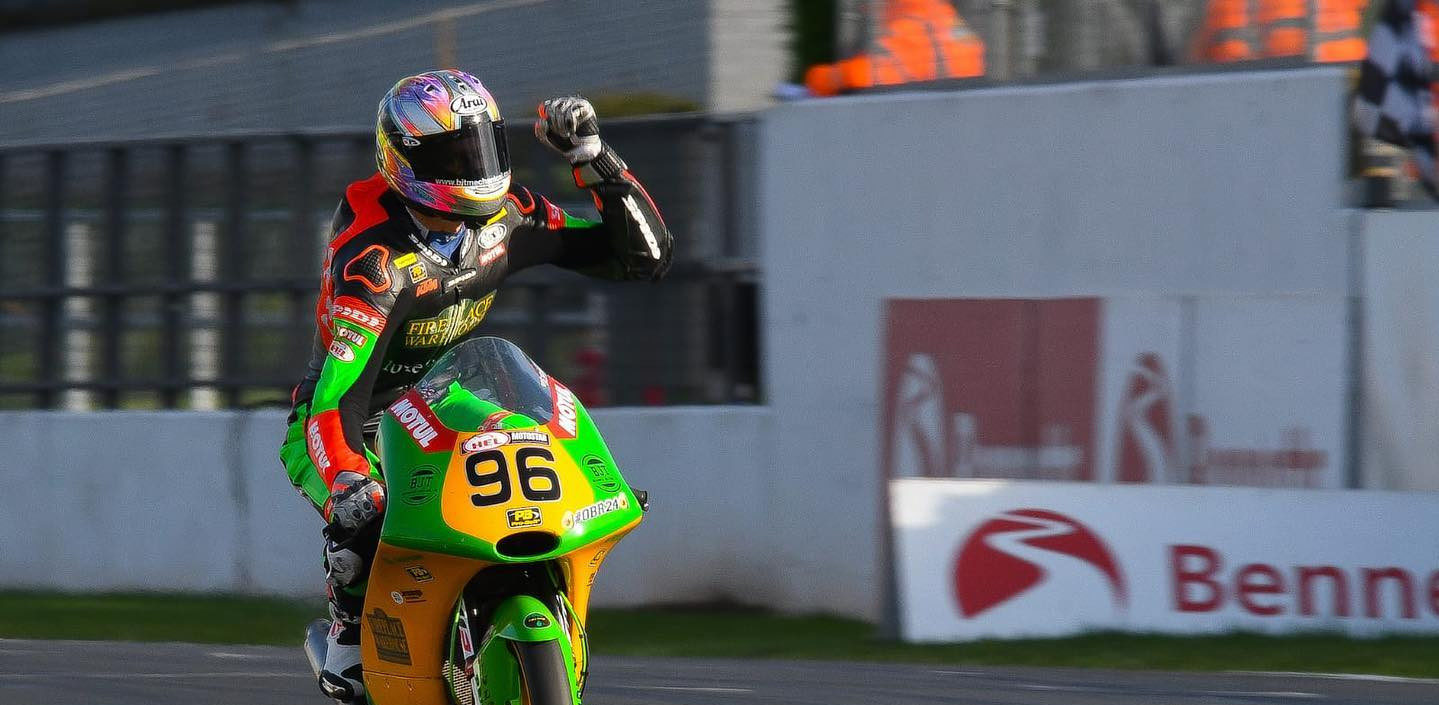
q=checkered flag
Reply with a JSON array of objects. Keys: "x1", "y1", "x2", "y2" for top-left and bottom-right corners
[{"x1": 1354, "y1": 0, "x2": 1438, "y2": 198}]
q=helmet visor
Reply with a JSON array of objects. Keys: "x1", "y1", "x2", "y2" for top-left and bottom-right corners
[{"x1": 400, "y1": 119, "x2": 510, "y2": 185}]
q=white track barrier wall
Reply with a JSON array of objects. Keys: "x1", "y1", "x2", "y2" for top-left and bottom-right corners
[
  {"x1": 760, "y1": 68, "x2": 1354, "y2": 619},
  {"x1": 7, "y1": 68, "x2": 1419, "y2": 624},
  {"x1": 891, "y1": 479, "x2": 1439, "y2": 641},
  {"x1": 1361, "y1": 210, "x2": 1439, "y2": 491},
  {"x1": 0, "y1": 407, "x2": 776, "y2": 605}
]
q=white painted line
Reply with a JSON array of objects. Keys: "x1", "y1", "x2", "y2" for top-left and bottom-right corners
[
  {"x1": 1229, "y1": 670, "x2": 1439, "y2": 685},
  {"x1": 1200, "y1": 691, "x2": 1324, "y2": 700},
  {"x1": 207, "y1": 651, "x2": 281, "y2": 660},
  {"x1": 612, "y1": 685, "x2": 754, "y2": 694},
  {"x1": 1016, "y1": 683, "x2": 1104, "y2": 693},
  {"x1": 930, "y1": 669, "x2": 984, "y2": 676}
]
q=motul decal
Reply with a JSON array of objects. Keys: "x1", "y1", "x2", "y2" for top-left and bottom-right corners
[
  {"x1": 331, "y1": 296, "x2": 386, "y2": 334},
  {"x1": 306, "y1": 418, "x2": 332, "y2": 472},
  {"x1": 335, "y1": 326, "x2": 367, "y2": 348},
  {"x1": 478, "y1": 243, "x2": 506, "y2": 266},
  {"x1": 550, "y1": 383, "x2": 579, "y2": 439},
  {"x1": 388, "y1": 391, "x2": 454, "y2": 451}
]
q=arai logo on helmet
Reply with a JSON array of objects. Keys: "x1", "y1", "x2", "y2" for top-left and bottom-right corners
[
  {"x1": 462, "y1": 431, "x2": 510, "y2": 453},
  {"x1": 451, "y1": 94, "x2": 487, "y2": 115}
]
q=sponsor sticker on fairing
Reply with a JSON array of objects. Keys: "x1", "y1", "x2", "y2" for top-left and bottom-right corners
[
  {"x1": 506, "y1": 506, "x2": 543, "y2": 528},
  {"x1": 462, "y1": 431, "x2": 510, "y2": 453},
  {"x1": 507, "y1": 430, "x2": 550, "y2": 445},
  {"x1": 366, "y1": 609, "x2": 412, "y2": 665},
  {"x1": 389, "y1": 589, "x2": 424, "y2": 605},
  {"x1": 388, "y1": 393, "x2": 445, "y2": 450},
  {"x1": 551, "y1": 385, "x2": 579, "y2": 438},
  {"x1": 560, "y1": 494, "x2": 629, "y2": 530}
]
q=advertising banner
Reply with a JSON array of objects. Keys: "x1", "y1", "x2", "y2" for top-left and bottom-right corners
[
  {"x1": 882, "y1": 297, "x2": 1348, "y2": 488},
  {"x1": 891, "y1": 478, "x2": 1439, "y2": 641}
]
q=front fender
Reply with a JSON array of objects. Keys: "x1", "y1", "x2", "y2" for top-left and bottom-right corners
[
  {"x1": 488, "y1": 595, "x2": 567, "y2": 642},
  {"x1": 476, "y1": 596, "x2": 579, "y2": 704}
]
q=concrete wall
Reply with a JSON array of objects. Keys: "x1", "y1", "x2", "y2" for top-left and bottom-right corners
[
  {"x1": 1, "y1": 68, "x2": 1379, "y2": 624},
  {"x1": 758, "y1": 67, "x2": 1354, "y2": 620},
  {"x1": 1361, "y1": 210, "x2": 1439, "y2": 491},
  {"x1": 0, "y1": 407, "x2": 778, "y2": 606}
]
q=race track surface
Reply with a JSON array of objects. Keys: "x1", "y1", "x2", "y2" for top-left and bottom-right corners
[{"x1": 1, "y1": 639, "x2": 1434, "y2": 705}]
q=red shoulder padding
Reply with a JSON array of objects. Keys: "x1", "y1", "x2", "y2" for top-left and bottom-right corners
[
  {"x1": 342, "y1": 244, "x2": 392, "y2": 294},
  {"x1": 332, "y1": 173, "x2": 392, "y2": 252}
]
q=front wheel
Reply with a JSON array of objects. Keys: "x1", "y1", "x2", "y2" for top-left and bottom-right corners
[
  {"x1": 512, "y1": 639, "x2": 573, "y2": 705},
  {"x1": 457, "y1": 594, "x2": 579, "y2": 705}
]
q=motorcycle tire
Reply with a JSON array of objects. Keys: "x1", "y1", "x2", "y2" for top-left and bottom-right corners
[{"x1": 511, "y1": 639, "x2": 574, "y2": 705}]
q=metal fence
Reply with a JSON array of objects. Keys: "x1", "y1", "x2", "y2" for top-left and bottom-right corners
[{"x1": 0, "y1": 115, "x2": 759, "y2": 410}]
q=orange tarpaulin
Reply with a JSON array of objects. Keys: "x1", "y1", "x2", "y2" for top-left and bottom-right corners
[
  {"x1": 1194, "y1": 0, "x2": 1368, "y2": 63},
  {"x1": 806, "y1": 0, "x2": 984, "y2": 97}
]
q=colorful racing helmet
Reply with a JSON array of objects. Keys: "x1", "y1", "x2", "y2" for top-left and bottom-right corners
[{"x1": 375, "y1": 69, "x2": 511, "y2": 219}]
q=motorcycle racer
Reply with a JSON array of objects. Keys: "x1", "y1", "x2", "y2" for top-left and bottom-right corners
[{"x1": 278, "y1": 69, "x2": 671, "y2": 703}]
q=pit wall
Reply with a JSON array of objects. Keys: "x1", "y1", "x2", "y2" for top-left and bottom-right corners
[{"x1": 0, "y1": 407, "x2": 778, "y2": 606}]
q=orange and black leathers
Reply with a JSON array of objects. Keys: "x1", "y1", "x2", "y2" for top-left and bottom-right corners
[{"x1": 284, "y1": 165, "x2": 671, "y2": 512}]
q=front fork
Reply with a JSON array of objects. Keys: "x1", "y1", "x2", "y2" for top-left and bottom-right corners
[{"x1": 450, "y1": 591, "x2": 582, "y2": 705}]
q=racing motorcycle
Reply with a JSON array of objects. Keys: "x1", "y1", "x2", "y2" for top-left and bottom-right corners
[{"x1": 304, "y1": 336, "x2": 647, "y2": 705}]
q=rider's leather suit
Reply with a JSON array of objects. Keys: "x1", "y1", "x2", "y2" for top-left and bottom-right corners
[{"x1": 279, "y1": 163, "x2": 671, "y2": 558}]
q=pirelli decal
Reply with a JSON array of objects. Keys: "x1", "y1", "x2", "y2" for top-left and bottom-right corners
[{"x1": 404, "y1": 292, "x2": 495, "y2": 348}]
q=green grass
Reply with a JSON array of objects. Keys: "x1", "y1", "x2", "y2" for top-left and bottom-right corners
[
  {"x1": 0, "y1": 592, "x2": 324, "y2": 644},
  {"x1": 3, "y1": 592, "x2": 1437, "y2": 677}
]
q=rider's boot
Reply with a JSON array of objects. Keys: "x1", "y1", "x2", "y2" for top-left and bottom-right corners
[{"x1": 319, "y1": 583, "x2": 366, "y2": 702}]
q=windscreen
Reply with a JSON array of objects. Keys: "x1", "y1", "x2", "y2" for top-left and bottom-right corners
[{"x1": 414, "y1": 337, "x2": 554, "y2": 425}]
